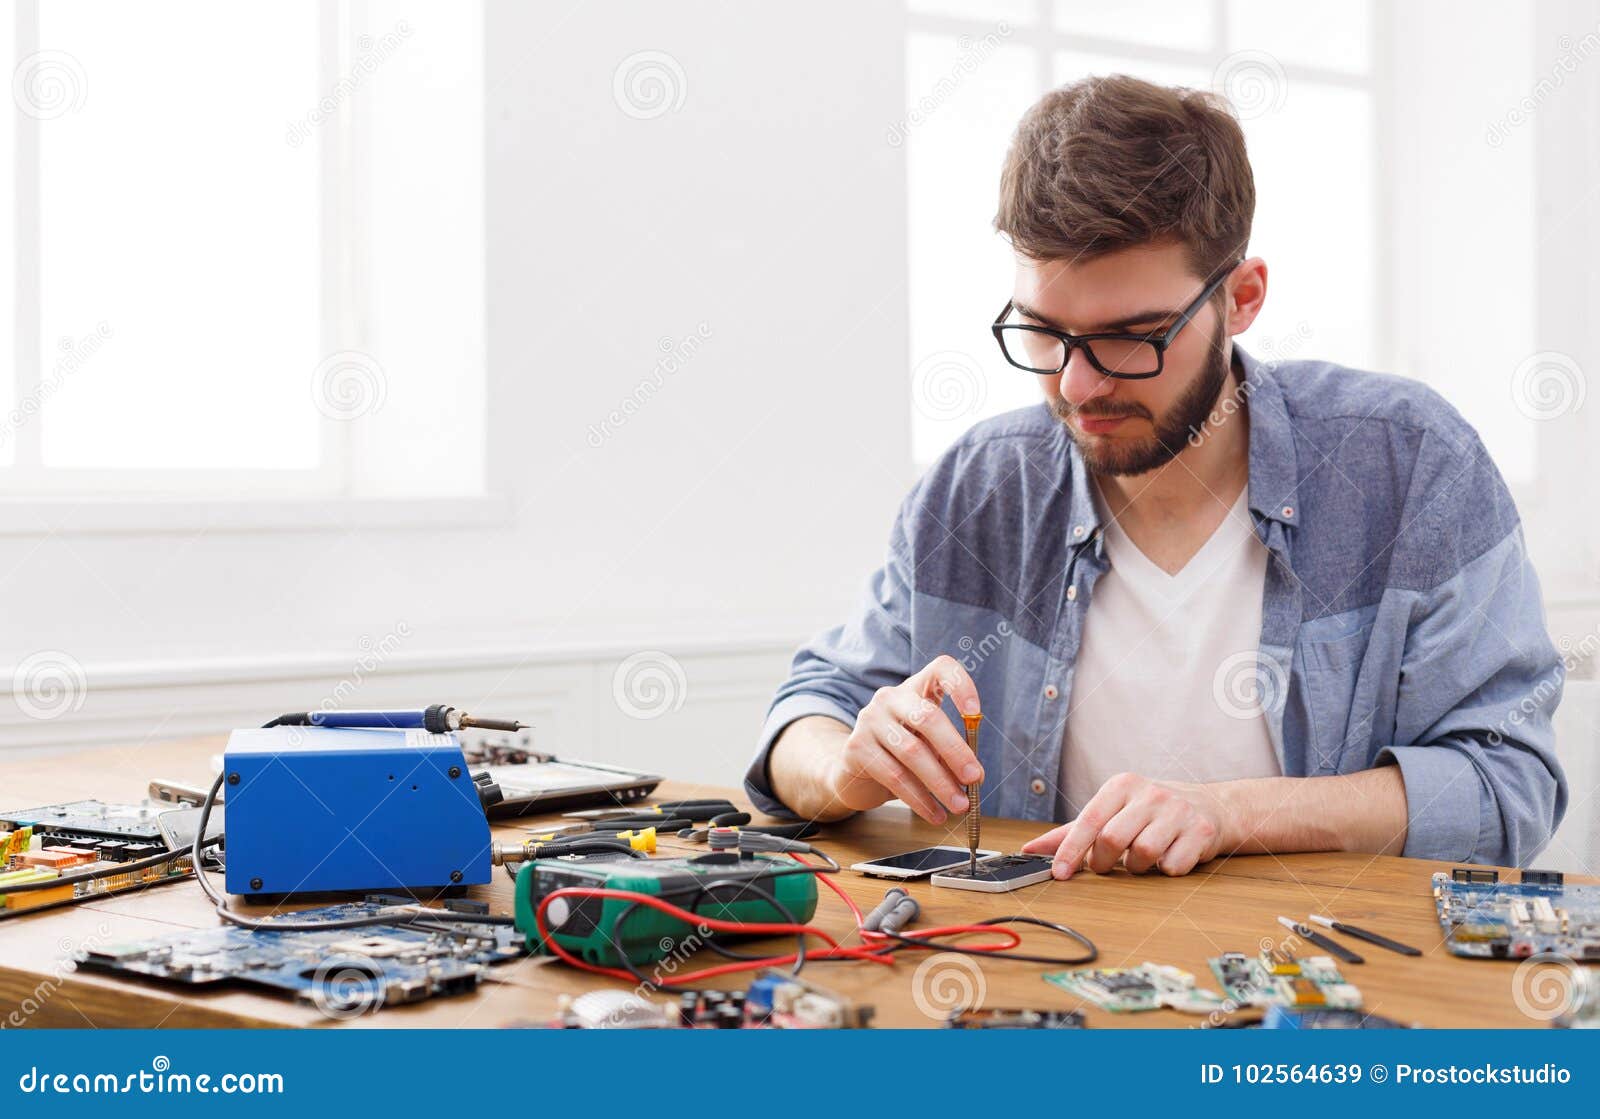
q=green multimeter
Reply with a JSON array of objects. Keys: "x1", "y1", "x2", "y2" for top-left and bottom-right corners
[{"x1": 513, "y1": 851, "x2": 819, "y2": 967}]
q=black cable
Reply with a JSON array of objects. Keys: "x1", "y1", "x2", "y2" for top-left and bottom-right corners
[{"x1": 880, "y1": 915, "x2": 1098, "y2": 966}]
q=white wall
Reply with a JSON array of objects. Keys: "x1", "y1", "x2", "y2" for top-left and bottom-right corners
[{"x1": 0, "y1": 0, "x2": 915, "y2": 785}]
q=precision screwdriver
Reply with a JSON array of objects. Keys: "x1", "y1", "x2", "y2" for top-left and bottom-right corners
[{"x1": 962, "y1": 711, "x2": 983, "y2": 876}]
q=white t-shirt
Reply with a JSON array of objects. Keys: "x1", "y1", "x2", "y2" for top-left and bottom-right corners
[{"x1": 1060, "y1": 485, "x2": 1281, "y2": 817}]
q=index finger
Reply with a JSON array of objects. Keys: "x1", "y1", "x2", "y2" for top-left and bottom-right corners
[
  {"x1": 1051, "y1": 783, "x2": 1133, "y2": 879},
  {"x1": 909, "y1": 654, "x2": 981, "y2": 718}
]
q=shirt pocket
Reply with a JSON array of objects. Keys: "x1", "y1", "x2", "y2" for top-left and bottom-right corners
[{"x1": 1297, "y1": 625, "x2": 1374, "y2": 772}]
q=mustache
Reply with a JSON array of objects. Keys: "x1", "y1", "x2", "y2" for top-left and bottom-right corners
[{"x1": 1049, "y1": 398, "x2": 1152, "y2": 422}]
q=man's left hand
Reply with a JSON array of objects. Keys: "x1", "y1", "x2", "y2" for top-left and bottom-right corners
[{"x1": 1021, "y1": 772, "x2": 1228, "y2": 878}]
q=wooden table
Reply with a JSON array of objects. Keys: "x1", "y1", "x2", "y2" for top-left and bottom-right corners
[{"x1": 0, "y1": 738, "x2": 1570, "y2": 1028}]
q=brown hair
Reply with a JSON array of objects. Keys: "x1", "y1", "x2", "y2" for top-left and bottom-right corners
[{"x1": 995, "y1": 75, "x2": 1254, "y2": 279}]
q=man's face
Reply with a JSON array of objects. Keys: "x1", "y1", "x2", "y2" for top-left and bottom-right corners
[{"x1": 1011, "y1": 241, "x2": 1233, "y2": 476}]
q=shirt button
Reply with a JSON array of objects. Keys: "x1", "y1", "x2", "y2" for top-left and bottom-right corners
[
  {"x1": 1030, "y1": 777, "x2": 1047, "y2": 795},
  {"x1": 1282, "y1": 504, "x2": 1295, "y2": 518},
  {"x1": 1071, "y1": 524, "x2": 1086, "y2": 538},
  {"x1": 1066, "y1": 584, "x2": 1077, "y2": 602},
  {"x1": 1043, "y1": 684, "x2": 1059, "y2": 700}
]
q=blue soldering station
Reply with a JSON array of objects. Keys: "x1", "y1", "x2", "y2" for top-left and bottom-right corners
[{"x1": 221, "y1": 706, "x2": 523, "y2": 898}]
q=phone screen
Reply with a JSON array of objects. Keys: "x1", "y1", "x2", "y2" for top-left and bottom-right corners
[{"x1": 860, "y1": 846, "x2": 980, "y2": 872}]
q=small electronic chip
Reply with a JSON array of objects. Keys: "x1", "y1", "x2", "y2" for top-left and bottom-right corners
[
  {"x1": 1207, "y1": 952, "x2": 1361, "y2": 1010},
  {"x1": 1045, "y1": 963, "x2": 1225, "y2": 1014}
]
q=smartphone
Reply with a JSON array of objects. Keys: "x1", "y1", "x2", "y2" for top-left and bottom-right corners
[
  {"x1": 851, "y1": 845, "x2": 1001, "y2": 880},
  {"x1": 931, "y1": 853, "x2": 1055, "y2": 892}
]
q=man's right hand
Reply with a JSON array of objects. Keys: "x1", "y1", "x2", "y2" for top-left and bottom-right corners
[{"x1": 820, "y1": 655, "x2": 985, "y2": 825}]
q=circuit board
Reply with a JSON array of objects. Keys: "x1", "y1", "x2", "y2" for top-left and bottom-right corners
[
  {"x1": 0, "y1": 800, "x2": 195, "y2": 920},
  {"x1": 1433, "y1": 867, "x2": 1600, "y2": 960},
  {"x1": 1209, "y1": 951, "x2": 1361, "y2": 1010},
  {"x1": 79, "y1": 897, "x2": 525, "y2": 1015},
  {"x1": 1044, "y1": 962, "x2": 1225, "y2": 1014}
]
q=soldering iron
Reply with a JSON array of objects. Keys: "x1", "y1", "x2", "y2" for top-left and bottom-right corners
[{"x1": 261, "y1": 705, "x2": 527, "y2": 733}]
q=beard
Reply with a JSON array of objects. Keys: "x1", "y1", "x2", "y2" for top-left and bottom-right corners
[{"x1": 1050, "y1": 324, "x2": 1233, "y2": 477}]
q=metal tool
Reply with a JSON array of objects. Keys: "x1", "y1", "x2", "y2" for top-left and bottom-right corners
[
  {"x1": 563, "y1": 799, "x2": 738, "y2": 822},
  {"x1": 962, "y1": 712, "x2": 983, "y2": 876},
  {"x1": 262, "y1": 705, "x2": 526, "y2": 733},
  {"x1": 1277, "y1": 916, "x2": 1365, "y2": 965},
  {"x1": 1306, "y1": 914, "x2": 1421, "y2": 957}
]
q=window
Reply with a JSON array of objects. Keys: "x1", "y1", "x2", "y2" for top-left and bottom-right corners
[
  {"x1": 902, "y1": 0, "x2": 1539, "y2": 478},
  {"x1": 2, "y1": 0, "x2": 484, "y2": 502}
]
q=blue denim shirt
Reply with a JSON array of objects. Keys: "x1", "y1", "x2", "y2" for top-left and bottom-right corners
[{"x1": 746, "y1": 348, "x2": 1566, "y2": 866}]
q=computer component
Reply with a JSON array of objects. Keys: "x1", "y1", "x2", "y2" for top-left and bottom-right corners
[
  {"x1": 1044, "y1": 962, "x2": 1225, "y2": 1014},
  {"x1": 1433, "y1": 868, "x2": 1600, "y2": 960},
  {"x1": 944, "y1": 1007, "x2": 1086, "y2": 1029},
  {"x1": 850, "y1": 845, "x2": 1002, "y2": 880},
  {"x1": 78, "y1": 896, "x2": 523, "y2": 1013},
  {"x1": 932, "y1": 853, "x2": 1054, "y2": 892},
  {"x1": 458, "y1": 727, "x2": 662, "y2": 817},
  {"x1": 1208, "y1": 951, "x2": 1361, "y2": 1010},
  {"x1": 222, "y1": 726, "x2": 496, "y2": 896},
  {"x1": 0, "y1": 801, "x2": 199, "y2": 920},
  {"x1": 1262, "y1": 1006, "x2": 1412, "y2": 1029}
]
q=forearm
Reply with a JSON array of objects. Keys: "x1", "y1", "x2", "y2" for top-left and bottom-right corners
[
  {"x1": 766, "y1": 715, "x2": 858, "y2": 822},
  {"x1": 1202, "y1": 765, "x2": 1409, "y2": 857}
]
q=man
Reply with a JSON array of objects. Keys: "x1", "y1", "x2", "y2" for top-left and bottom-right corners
[{"x1": 745, "y1": 75, "x2": 1565, "y2": 876}]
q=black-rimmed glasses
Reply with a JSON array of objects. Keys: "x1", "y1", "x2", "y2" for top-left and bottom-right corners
[{"x1": 991, "y1": 262, "x2": 1240, "y2": 379}]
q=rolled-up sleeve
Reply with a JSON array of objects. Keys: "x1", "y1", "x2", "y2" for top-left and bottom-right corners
[
  {"x1": 743, "y1": 508, "x2": 920, "y2": 817},
  {"x1": 1379, "y1": 435, "x2": 1566, "y2": 865}
]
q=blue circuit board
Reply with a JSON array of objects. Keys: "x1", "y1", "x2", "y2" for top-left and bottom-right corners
[
  {"x1": 79, "y1": 896, "x2": 524, "y2": 1014},
  {"x1": 1432, "y1": 868, "x2": 1600, "y2": 960}
]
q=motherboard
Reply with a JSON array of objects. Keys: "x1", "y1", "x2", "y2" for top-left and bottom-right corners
[
  {"x1": 1433, "y1": 867, "x2": 1600, "y2": 960},
  {"x1": 0, "y1": 800, "x2": 195, "y2": 919},
  {"x1": 79, "y1": 897, "x2": 524, "y2": 1015}
]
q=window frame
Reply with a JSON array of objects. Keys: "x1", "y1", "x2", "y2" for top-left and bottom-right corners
[{"x1": 0, "y1": 0, "x2": 496, "y2": 531}]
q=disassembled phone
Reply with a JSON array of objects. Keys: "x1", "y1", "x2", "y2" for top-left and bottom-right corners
[
  {"x1": 931, "y1": 853, "x2": 1055, "y2": 892},
  {"x1": 850, "y1": 845, "x2": 1001, "y2": 880},
  {"x1": 1432, "y1": 867, "x2": 1600, "y2": 960}
]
